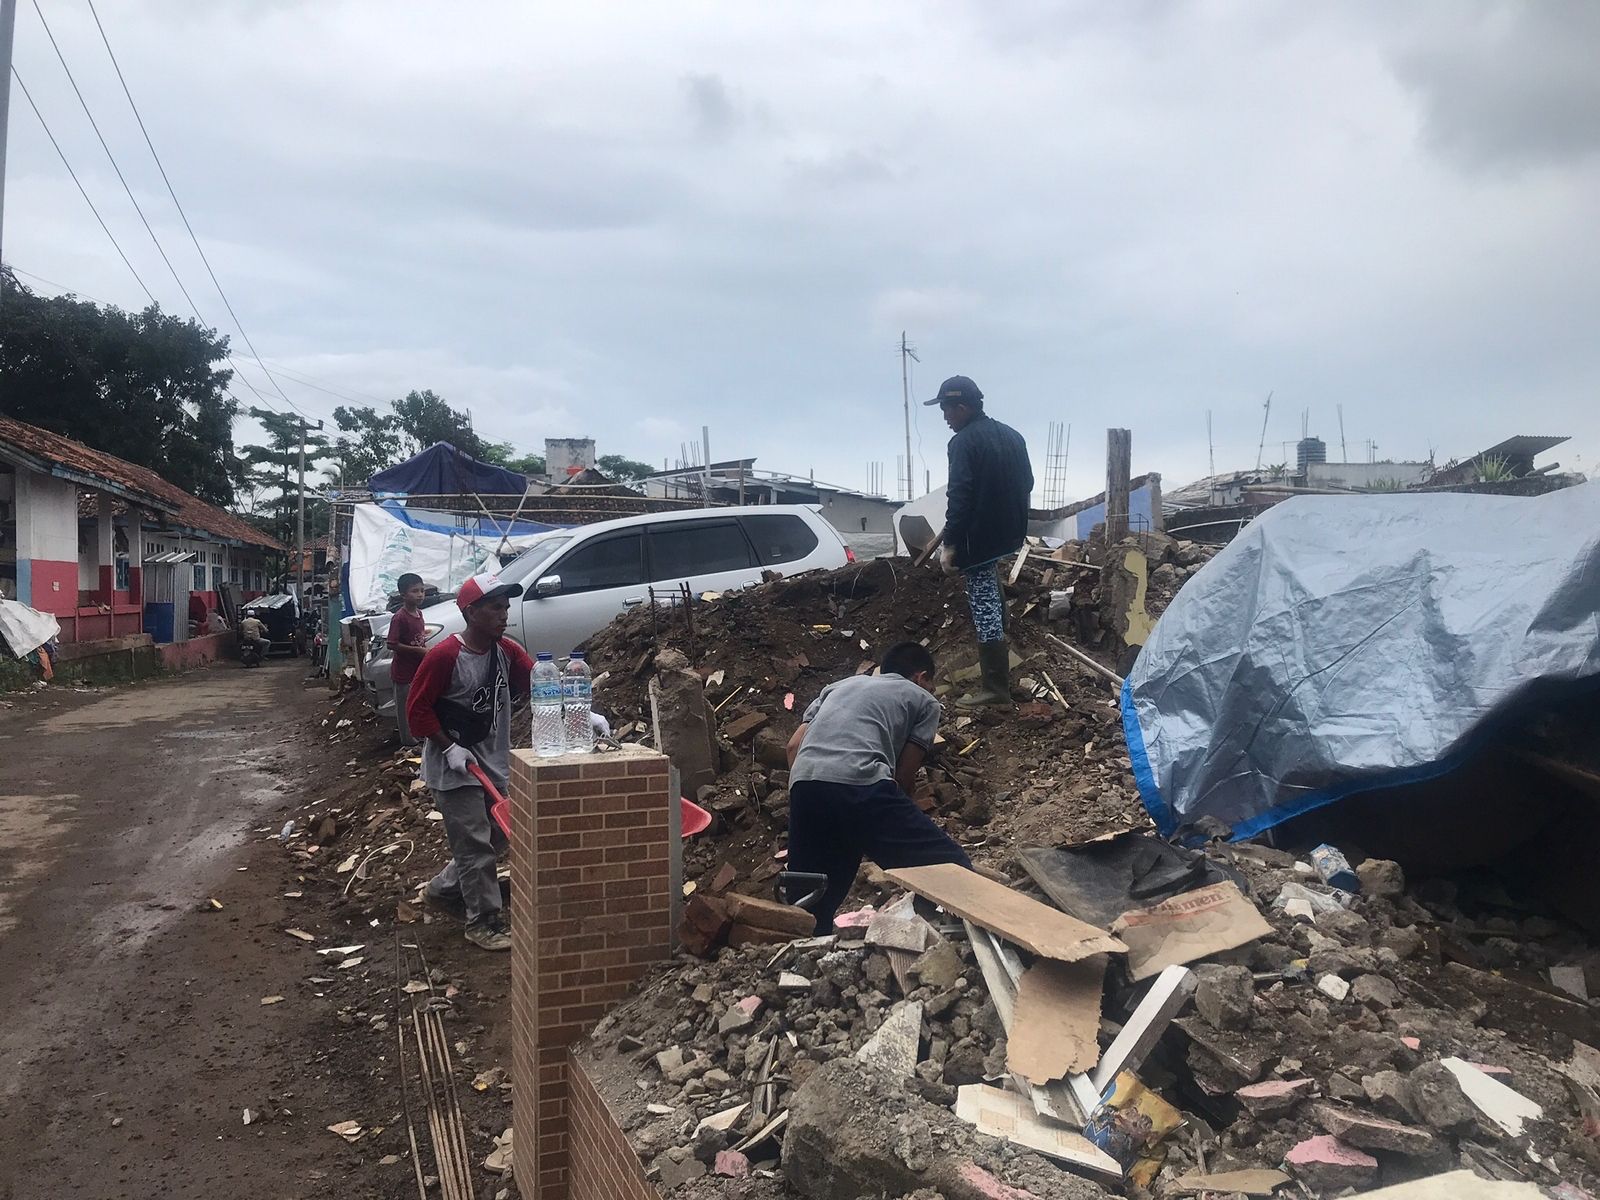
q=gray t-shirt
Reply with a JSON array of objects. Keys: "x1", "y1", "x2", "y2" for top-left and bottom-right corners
[
  {"x1": 790, "y1": 673, "x2": 942, "y2": 787},
  {"x1": 420, "y1": 640, "x2": 513, "y2": 794}
]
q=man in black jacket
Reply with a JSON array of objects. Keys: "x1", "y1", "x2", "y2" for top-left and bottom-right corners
[{"x1": 926, "y1": 375, "x2": 1034, "y2": 708}]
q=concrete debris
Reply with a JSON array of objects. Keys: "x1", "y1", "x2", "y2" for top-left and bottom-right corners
[
  {"x1": 1193, "y1": 963, "x2": 1254, "y2": 1031},
  {"x1": 1283, "y1": 1135, "x2": 1378, "y2": 1193},
  {"x1": 1236, "y1": 1077, "x2": 1314, "y2": 1117},
  {"x1": 856, "y1": 1001, "x2": 923, "y2": 1079},
  {"x1": 1312, "y1": 1102, "x2": 1439, "y2": 1157},
  {"x1": 1438, "y1": 1056, "x2": 1543, "y2": 1137}
]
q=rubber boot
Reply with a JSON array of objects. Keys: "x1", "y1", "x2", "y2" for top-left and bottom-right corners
[{"x1": 957, "y1": 640, "x2": 1013, "y2": 709}]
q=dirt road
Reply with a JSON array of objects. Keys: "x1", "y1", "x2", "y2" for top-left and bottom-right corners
[{"x1": 0, "y1": 661, "x2": 511, "y2": 1200}]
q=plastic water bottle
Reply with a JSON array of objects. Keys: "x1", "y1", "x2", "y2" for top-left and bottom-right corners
[
  {"x1": 563, "y1": 653, "x2": 594, "y2": 754},
  {"x1": 532, "y1": 653, "x2": 566, "y2": 757}
]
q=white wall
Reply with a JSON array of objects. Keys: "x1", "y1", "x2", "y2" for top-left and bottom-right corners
[{"x1": 14, "y1": 470, "x2": 77, "y2": 562}]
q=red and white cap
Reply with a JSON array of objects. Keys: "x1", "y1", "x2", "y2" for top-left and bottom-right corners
[{"x1": 455, "y1": 571, "x2": 524, "y2": 612}]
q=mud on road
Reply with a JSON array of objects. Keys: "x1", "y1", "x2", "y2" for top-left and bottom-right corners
[{"x1": 0, "y1": 661, "x2": 517, "y2": 1200}]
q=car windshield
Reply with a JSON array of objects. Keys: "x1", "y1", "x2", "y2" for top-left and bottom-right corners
[{"x1": 498, "y1": 536, "x2": 573, "y2": 585}]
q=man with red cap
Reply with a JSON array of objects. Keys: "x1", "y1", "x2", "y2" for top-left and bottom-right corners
[{"x1": 406, "y1": 571, "x2": 534, "y2": 950}]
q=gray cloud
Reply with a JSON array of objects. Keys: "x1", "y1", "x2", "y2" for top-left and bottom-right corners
[
  {"x1": 1395, "y1": 1, "x2": 1600, "y2": 170},
  {"x1": 3, "y1": 1, "x2": 1595, "y2": 498}
]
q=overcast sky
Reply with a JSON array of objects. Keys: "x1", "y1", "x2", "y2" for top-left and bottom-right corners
[{"x1": 6, "y1": 0, "x2": 1597, "y2": 501}]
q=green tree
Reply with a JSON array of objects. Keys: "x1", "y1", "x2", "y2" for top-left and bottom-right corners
[
  {"x1": 598, "y1": 454, "x2": 655, "y2": 483},
  {"x1": 0, "y1": 270, "x2": 242, "y2": 504},
  {"x1": 392, "y1": 389, "x2": 485, "y2": 459},
  {"x1": 241, "y1": 407, "x2": 333, "y2": 549},
  {"x1": 331, "y1": 404, "x2": 401, "y2": 486}
]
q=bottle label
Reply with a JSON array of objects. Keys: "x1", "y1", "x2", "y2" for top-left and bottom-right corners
[{"x1": 533, "y1": 681, "x2": 562, "y2": 703}]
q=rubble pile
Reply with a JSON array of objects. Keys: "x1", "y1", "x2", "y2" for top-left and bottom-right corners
[
  {"x1": 582, "y1": 817, "x2": 1600, "y2": 1199},
  {"x1": 582, "y1": 539, "x2": 1219, "y2": 917}
]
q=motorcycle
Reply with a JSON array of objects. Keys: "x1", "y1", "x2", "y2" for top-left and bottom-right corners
[{"x1": 240, "y1": 636, "x2": 265, "y2": 668}]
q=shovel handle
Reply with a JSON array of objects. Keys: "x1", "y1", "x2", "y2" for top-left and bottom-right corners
[{"x1": 466, "y1": 762, "x2": 513, "y2": 839}]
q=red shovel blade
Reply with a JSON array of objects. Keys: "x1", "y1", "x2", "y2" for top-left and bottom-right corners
[
  {"x1": 681, "y1": 797, "x2": 712, "y2": 837},
  {"x1": 466, "y1": 763, "x2": 513, "y2": 839}
]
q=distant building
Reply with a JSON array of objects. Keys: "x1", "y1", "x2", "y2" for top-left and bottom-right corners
[{"x1": 544, "y1": 438, "x2": 596, "y2": 480}]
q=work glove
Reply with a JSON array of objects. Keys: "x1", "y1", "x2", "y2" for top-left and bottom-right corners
[
  {"x1": 938, "y1": 542, "x2": 960, "y2": 577},
  {"x1": 443, "y1": 743, "x2": 477, "y2": 774},
  {"x1": 590, "y1": 711, "x2": 612, "y2": 738}
]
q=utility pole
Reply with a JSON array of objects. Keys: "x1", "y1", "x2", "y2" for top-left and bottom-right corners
[
  {"x1": 701, "y1": 425, "x2": 711, "y2": 508},
  {"x1": 295, "y1": 417, "x2": 322, "y2": 596},
  {"x1": 899, "y1": 332, "x2": 919, "y2": 502},
  {"x1": 1337, "y1": 404, "x2": 1348, "y2": 463},
  {"x1": 1207, "y1": 410, "x2": 1214, "y2": 476},
  {"x1": 0, "y1": 0, "x2": 18, "y2": 313}
]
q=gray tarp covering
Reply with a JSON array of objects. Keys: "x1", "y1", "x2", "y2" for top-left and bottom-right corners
[{"x1": 1122, "y1": 481, "x2": 1600, "y2": 839}]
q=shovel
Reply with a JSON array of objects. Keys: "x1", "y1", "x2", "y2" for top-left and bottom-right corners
[{"x1": 466, "y1": 762, "x2": 514, "y2": 838}]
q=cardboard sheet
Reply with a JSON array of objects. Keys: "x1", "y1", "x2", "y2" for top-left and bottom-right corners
[
  {"x1": 1111, "y1": 881, "x2": 1272, "y2": 980},
  {"x1": 954, "y1": 1085, "x2": 1122, "y2": 1178},
  {"x1": 1008, "y1": 956, "x2": 1105, "y2": 1084},
  {"x1": 887, "y1": 864, "x2": 1129, "y2": 962},
  {"x1": 1171, "y1": 1168, "x2": 1291, "y2": 1195}
]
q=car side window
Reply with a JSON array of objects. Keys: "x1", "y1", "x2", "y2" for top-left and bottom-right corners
[
  {"x1": 738, "y1": 514, "x2": 819, "y2": 565},
  {"x1": 548, "y1": 532, "x2": 644, "y2": 593},
  {"x1": 647, "y1": 521, "x2": 754, "y2": 580}
]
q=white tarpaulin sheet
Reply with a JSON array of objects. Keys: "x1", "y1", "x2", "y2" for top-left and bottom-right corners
[
  {"x1": 1122, "y1": 481, "x2": 1600, "y2": 840},
  {"x1": 348, "y1": 505, "x2": 530, "y2": 613},
  {"x1": 0, "y1": 598, "x2": 61, "y2": 658}
]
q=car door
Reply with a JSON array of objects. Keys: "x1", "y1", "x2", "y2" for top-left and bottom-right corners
[
  {"x1": 645, "y1": 518, "x2": 760, "y2": 596},
  {"x1": 520, "y1": 529, "x2": 647, "y2": 655}
]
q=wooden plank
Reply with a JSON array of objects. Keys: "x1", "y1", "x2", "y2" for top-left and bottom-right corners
[
  {"x1": 1090, "y1": 965, "x2": 1197, "y2": 1092},
  {"x1": 888, "y1": 863, "x2": 1128, "y2": 963}
]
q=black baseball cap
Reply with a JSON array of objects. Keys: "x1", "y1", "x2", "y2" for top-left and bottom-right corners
[{"x1": 924, "y1": 375, "x2": 984, "y2": 407}]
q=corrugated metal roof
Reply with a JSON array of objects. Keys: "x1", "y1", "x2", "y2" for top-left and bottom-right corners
[{"x1": 0, "y1": 415, "x2": 284, "y2": 552}]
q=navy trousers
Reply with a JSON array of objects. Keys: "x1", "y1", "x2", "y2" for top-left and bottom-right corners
[{"x1": 786, "y1": 777, "x2": 972, "y2": 933}]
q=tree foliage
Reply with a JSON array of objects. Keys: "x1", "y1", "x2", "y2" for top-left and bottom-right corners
[
  {"x1": 598, "y1": 454, "x2": 655, "y2": 482},
  {"x1": 240, "y1": 407, "x2": 333, "y2": 549},
  {"x1": 0, "y1": 271, "x2": 242, "y2": 504},
  {"x1": 333, "y1": 388, "x2": 493, "y2": 486}
]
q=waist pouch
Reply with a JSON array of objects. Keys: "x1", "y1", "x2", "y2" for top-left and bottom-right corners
[{"x1": 433, "y1": 645, "x2": 505, "y2": 748}]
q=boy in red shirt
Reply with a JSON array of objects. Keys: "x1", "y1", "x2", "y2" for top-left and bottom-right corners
[
  {"x1": 406, "y1": 572, "x2": 534, "y2": 950},
  {"x1": 387, "y1": 573, "x2": 430, "y2": 746}
]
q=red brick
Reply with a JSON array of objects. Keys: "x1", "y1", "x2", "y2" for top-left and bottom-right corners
[
  {"x1": 602, "y1": 807, "x2": 650, "y2": 827},
  {"x1": 556, "y1": 779, "x2": 606, "y2": 797},
  {"x1": 579, "y1": 794, "x2": 629, "y2": 813},
  {"x1": 580, "y1": 758, "x2": 630, "y2": 779},
  {"x1": 536, "y1": 796, "x2": 583, "y2": 816},
  {"x1": 557, "y1": 847, "x2": 605, "y2": 867},
  {"x1": 534, "y1": 763, "x2": 583, "y2": 781}
]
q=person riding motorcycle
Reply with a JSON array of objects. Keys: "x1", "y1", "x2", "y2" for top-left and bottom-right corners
[{"x1": 239, "y1": 613, "x2": 271, "y2": 661}]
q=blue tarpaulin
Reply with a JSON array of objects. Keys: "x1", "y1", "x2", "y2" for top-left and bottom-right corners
[
  {"x1": 1122, "y1": 481, "x2": 1600, "y2": 840},
  {"x1": 368, "y1": 442, "x2": 528, "y2": 496}
]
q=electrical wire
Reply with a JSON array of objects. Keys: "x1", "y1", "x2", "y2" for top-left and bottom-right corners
[
  {"x1": 10, "y1": 65, "x2": 155, "y2": 305},
  {"x1": 26, "y1": 3, "x2": 297, "y2": 418},
  {"x1": 82, "y1": 0, "x2": 303, "y2": 417}
]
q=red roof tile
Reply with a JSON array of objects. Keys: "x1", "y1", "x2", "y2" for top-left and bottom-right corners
[{"x1": 0, "y1": 415, "x2": 285, "y2": 551}]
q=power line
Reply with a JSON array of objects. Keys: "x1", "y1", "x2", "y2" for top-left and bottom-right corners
[
  {"x1": 10, "y1": 65, "x2": 154, "y2": 303},
  {"x1": 82, "y1": 0, "x2": 300, "y2": 416},
  {"x1": 25, "y1": 1, "x2": 300, "y2": 422}
]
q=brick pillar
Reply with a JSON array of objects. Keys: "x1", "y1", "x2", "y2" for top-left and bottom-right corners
[{"x1": 509, "y1": 746, "x2": 673, "y2": 1200}]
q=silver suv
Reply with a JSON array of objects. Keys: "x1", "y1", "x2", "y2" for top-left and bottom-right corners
[{"x1": 355, "y1": 505, "x2": 853, "y2": 721}]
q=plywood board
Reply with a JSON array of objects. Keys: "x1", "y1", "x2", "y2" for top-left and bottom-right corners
[
  {"x1": 1111, "y1": 881, "x2": 1272, "y2": 981},
  {"x1": 1171, "y1": 1168, "x2": 1290, "y2": 1195},
  {"x1": 1008, "y1": 957, "x2": 1105, "y2": 1084},
  {"x1": 887, "y1": 864, "x2": 1128, "y2": 963},
  {"x1": 955, "y1": 1085, "x2": 1122, "y2": 1178}
]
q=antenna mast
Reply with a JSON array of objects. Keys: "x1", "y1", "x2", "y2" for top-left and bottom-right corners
[
  {"x1": 1337, "y1": 404, "x2": 1348, "y2": 462},
  {"x1": 1255, "y1": 391, "x2": 1273, "y2": 471},
  {"x1": 1206, "y1": 410, "x2": 1214, "y2": 476},
  {"x1": 899, "y1": 332, "x2": 919, "y2": 501}
]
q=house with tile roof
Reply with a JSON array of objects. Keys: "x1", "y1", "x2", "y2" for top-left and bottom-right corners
[{"x1": 0, "y1": 415, "x2": 284, "y2": 648}]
